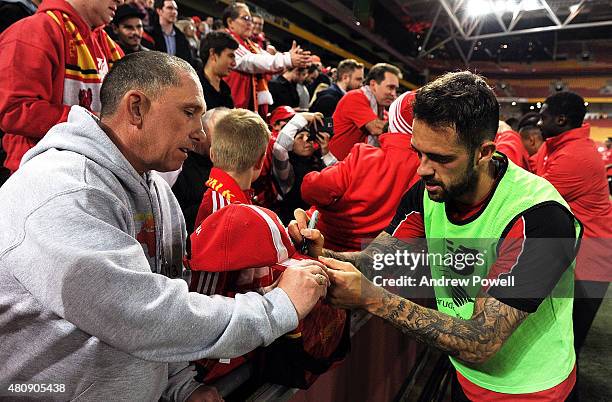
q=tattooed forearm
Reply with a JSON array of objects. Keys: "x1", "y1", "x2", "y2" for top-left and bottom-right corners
[
  {"x1": 369, "y1": 289, "x2": 528, "y2": 364},
  {"x1": 322, "y1": 249, "x2": 361, "y2": 265},
  {"x1": 324, "y1": 232, "x2": 419, "y2": 280}
]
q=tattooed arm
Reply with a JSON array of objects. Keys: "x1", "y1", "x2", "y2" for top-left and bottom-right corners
[
  {"x1": 323, "y1": 258, "x2": 528, "y2": 364},
  {"x1": 369, "y1": 288, "x2": 527, "y2": 364},
  {"x1": 323, "y1": 231, "x2": 418, "y2": 280}
]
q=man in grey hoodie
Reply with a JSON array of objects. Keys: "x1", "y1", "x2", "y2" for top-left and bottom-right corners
[{"x1": 0, "y1": 51, "x2": 329, "y2": 401}]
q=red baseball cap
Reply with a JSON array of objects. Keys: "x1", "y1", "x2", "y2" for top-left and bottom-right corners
[
  {"x1": 190, "y1": 204, "x2": 311, "y2": 272},
  {"x1": 388, "y1": 91, "x2": 416, "y2": 134},
  {"x1": 269, "y1": 106, "x2": 296, "y2": 127}
]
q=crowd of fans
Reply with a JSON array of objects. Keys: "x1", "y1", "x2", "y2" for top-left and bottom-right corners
[{"x1": 0, "y1": 1, "x2": 610, "y2": 401}]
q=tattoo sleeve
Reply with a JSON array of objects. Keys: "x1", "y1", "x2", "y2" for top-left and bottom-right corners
[
  {"x1": 369, "y1": 289, "x2": 528, "y2": 364},
  {"x1": 323, "y1": 232, "x2": 418, "y2": 280}
]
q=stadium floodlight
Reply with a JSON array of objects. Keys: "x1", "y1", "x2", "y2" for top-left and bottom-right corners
[
  {"x1": 495, "y1": 0, "x2": 518, "y2": 13},
  {"x1": 467, "y1": 0, "x2": 492, "y2": 17},
  {"x1": 521, "y1": 0, "x2": 543, "y2": 12},
  {"x1": 466, "y1": 0, "x2": 544, "y2": 17}
]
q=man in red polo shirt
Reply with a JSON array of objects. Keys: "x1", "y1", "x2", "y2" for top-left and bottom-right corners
[{"x1": 329, "y1": 63, "x2": 401, "y2": 160}]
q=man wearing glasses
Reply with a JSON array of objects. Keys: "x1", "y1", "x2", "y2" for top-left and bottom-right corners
[{"x1": 222, "y1": 2, "x2": 311, "y2": 115}]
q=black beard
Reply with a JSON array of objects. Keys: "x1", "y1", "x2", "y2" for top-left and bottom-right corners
[{"x1": 430, "y1": 162, "x2": 480, "y2": 203}]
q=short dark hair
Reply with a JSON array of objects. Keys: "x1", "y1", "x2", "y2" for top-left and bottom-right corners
[
  {"x1": 222, "y1": 2, "x2": 248, "y2": 28},
  {"x1": 212, "y1": 19, "x2": 224, "y2": 30},
  {"x1": 307, "y1": 63, "x2": 320, "y2": 74},
  {"x1": 100, "y1": 51, "x2": 196, "y2": 117},
  {"x1": 505, "y1": 117, "x2": 518, "y2": 131},
  {"x1": 543, "y1": 91, "x2": 586, "y2": 129},
  {"x1": 517, "y1": 112, "x2": 540, "y2": 132},
  {"x1": 413, "y1": 71, "x2": 499, "y2": 153},
  {"x1": 336, "y1": 59, "x2": 363, "y2": 82},
  {"x1": 154, "y1": 0, "x2": 168, "y2": 10},
  {"x1": 365, "y1": 63, "x2": 402, "y2": 85},
  {"x1": 287, "y1": 66, "x2": 307, "y2": 73},
  {"x1": 200, "y1": 31, "x2": 239, "y2": 65}
]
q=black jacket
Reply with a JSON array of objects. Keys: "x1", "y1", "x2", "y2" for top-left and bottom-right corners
[
  {"x1": 0, "y1": 0, "x2": 36, "y2": 34},
  {"x1": 269, "y1": 75, "x2": 300, "y2": 111},
  {"x1": 309, "y1": 83, "x2": 345, "y2": 117},
  {"x1": 151, "y1": 23, "x2": 194, "y2": 67},
  {"x1": 171, "y1": 152, "x2": 213, "y2": 238}
]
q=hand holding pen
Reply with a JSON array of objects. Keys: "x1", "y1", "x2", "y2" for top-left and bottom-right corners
[{"x1": 287, "y1": 208, "x2": 325, "y2": 258}]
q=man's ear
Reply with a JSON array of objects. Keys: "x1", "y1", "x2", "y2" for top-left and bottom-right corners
[
  {"x1": 556, "y1": 114, "x2": 568, "y2": 127},
  {"x1": 209, "y1": 48, "x2": 217, "y2": 63},
  {"x1": 477, "y1": 140, "x2": 496, "y2": 165},
  {"x1": 528, "y1": 134, "x2": 537, "y2": 147},
  {"x1": 125, "y1": 90, "x2": 149, "y2": 127},
  {"x1": 112, "y1": 25, "x2": 119, "y2": 35}
]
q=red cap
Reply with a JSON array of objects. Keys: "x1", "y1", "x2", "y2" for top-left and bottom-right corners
[
  {"x1": 269, "y1": 106, "x2": 296, "y2": 127},
  {"x1": 192, "y1": 16, "x2": 202, "y2": 25},
  {"x1": 388, "y1": 91, "x2": 416, "y2": 134},
  {"x1": 190, "y1": 204, "x2": 312, "y2": 272}
]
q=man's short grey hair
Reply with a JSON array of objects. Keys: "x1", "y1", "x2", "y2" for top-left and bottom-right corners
[{"x1": 100, "y1": 51, "x2": 197, "y2": 117}]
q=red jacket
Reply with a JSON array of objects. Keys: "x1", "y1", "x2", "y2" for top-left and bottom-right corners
[
  {"x1": 535, "y1": 124, "x2": 612, "y2": 281},
  {"x1": 0, "y1": 0, "x2": 122, "y2": 173},
  {"x1": 301, "y1": 133, "x2": 420, "y2": 251},
  {"x1": 495, "y1": 130, "x2": 531, "y2": 171},
  {"x1": 190, "y1": 168, "x2": 264, "y2": 383}
]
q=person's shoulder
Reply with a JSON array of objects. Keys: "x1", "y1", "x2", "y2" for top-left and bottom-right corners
[
  {"x1": 149, "y1": 23, "x2": 163, "y2": 39},
  {"x1": 496, "y1": 130, "x2": 521, "y2": 143},
  {"x1": 344, "y1": 88, "x2": 365, "y2": 98},
  {"x1": 318, "y1": 87, "x2": 342, "y2": 101},
  {"x1": 174, "y1": 25, "x2": 189, "y2": 41},
  {"x1": 219, "y1": 78, "x2": 232, "y2": 91},
  {"x1": 348, "y1": 142, "x2": 383, "y2": 159},
  {"x1": 0, "y1": 10, "x2": 62, "y2": 42},
  {"x1": 318, "y1": 85, "x2": 338, "y2": 95},
  {"x1": 551, "y1": 136, "x2": 605, "y2": 168},
  {"x1": 8, "y1": 150, "x2": 121, "y2": 211},
  {"x1": 335, "y1": 89, "x2": 365, "y2": 109}
]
